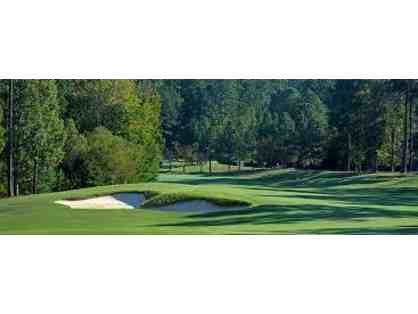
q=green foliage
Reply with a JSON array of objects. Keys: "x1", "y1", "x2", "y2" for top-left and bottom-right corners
[
  {"x1": 82, "y1": 127, "x2": 139, "y2": 186},
  {"x1": 63, "y1": 80, "x2": 134, "y2": 134},
  {"x1": 59, "y1": 80, "x2": 162, "y2": 184},
  {"x1": 60, "y1": 119, "x2": 88, "y2": 189},
  {"x1": 0, "y1": 81, "x2": 7, "y2": 156},
  {"x1": 377, "y1": 102, "x2": 403, "y2": 168},
  {"x1": 157, "y1": 80, "x2": 184, "y2": 152},
  {"x1": 256, "y1": 111, "x2": 297, "y2": 167},
  {"x1": 0, "y1": 99, "x2": 6, "y2": 154},
  {"x1": 2, "y1": 79, "x2": 418, "y2": 198},
  {"x1": 328, "y1": 80, "x2": 395, "y2": 171},
  {"x1": 18, "y1": 80, "x2": 65, "y2": 163},
  {"x1": 14, "y1": 80, "x2": 65, "y2": 193},
  {"x1": 257, "y1": 86, "x2": 328, "y2": 168},
  {"x1": 121, "y1": 83, "x2": 162, "y2": 181},
  {"x1": 294, "y1": 88, "x2": 329, "y2": 167}
]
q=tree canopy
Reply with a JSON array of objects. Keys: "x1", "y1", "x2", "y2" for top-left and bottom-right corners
[{"x1": 1, "y1": 79, "x2": 417, "y2": 197}]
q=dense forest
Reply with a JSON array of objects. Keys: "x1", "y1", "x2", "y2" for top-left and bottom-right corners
[{"x1": 1, "y1": 79, "x2": 417, "y2": 197}]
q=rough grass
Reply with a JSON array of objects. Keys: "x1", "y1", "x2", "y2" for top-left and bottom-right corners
[{"x1": 2, "y1": 169, "x2": 418, "y2": 234}]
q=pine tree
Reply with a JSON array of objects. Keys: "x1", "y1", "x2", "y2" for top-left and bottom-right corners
[
  {"x1": 121, "y1": 81, "x2": 161, "y2": 181},
  {"x1": 15, "y1": 80, "x2": 65, "y2": 194},
  {"x1": 7, "y1": 80, "x2": 14, "y2": 196}
]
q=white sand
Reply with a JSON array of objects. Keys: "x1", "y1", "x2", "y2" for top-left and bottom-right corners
[
  {"x1": 55, "y1": 192, "x2": 145, "y2": 209},
  {"x1": 156, "y1": 200, "x2": 246, "y2": 213}
]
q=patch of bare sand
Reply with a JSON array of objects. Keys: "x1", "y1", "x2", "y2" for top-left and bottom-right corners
[{"x1": 55, "y1": 192, "x2": 145, "y2": 209}]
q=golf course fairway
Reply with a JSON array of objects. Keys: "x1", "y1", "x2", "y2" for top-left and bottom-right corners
[{"x1": 1, "y1": 169, "x2": 418, "y2": 234}]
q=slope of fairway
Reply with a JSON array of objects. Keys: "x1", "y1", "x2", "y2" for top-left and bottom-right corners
[{"x1": 1, "y1": 169, "x2": 418, "y2": 234}]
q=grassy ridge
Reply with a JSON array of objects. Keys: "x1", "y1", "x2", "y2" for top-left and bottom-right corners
[
  {"x1": 1, "y1": 169, "x2": 418, "y2": 234},
  {"x1": 142, "y1": 192, "x2": 250, "y2": 208}
]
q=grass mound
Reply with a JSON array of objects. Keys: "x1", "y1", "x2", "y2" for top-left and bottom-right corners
[{"x1": 142, "y1": 192, "x2": 251, "y2": 208}]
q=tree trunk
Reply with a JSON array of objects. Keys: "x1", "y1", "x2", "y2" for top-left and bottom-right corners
[
  {"x1": 56, "y1": 168, "x2": 61, "y2": 191},
  {"x1": 370, "y1": 146, "x2": 378, "y2": 173},
  {"x1": 367, "y1": 103, "x2": 376, "y2": 173},
  {"x1": 208, "y1": 159, "x2": 212, "y2": 175},
  {"x1": 238, "y1": 160, "x2": 241, "y2": 172},
  {"x1": 32, "y1": 160, "x2": 38, "y2": 194},
  {"x1": 7, "y1": 80, "x2": 15, "y2": 197},
  {"x1": 402, "y1": 92, "x2": 409, "y2": 173},
  {"x1": 14, "y1": 158, "x2": 19, "y2": 197},
  {"x1": 390, "y1": 126, "x2": 396, "y2": 172},
  {"x1": 409, "y1": 101, "x2": 415, "y2": 172},
  {"x1": 346, "y1": 132, "x2": 352, "y2": 172}
]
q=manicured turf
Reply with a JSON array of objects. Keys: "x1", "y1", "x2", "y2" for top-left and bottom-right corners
[{"x1": 1, "y1": 169, "x2": 418, "y2": 234}]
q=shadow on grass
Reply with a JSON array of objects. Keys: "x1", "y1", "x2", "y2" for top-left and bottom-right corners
[
  {"x1": 151, "y1": 203, "x2": 418, "y2": 234},
  {"x1": 273, "y1": 187, "x2": 418, "y2": 207},
  {"x1": 158, "y1": 169, "x2": 409, "y2": 189},
  {"x1": 155, "y1": 170, "x2": 418, "y2": 234},
  {"x1": 283, "y1": 226, "x2": 418, "y2": 235}
]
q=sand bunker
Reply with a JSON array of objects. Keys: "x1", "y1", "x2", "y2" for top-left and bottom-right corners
[
  {"x1": 55, "y1": 192, "x2": 145, "y2": 209},
  {"x1": 56, "y1": 193, "x2": 246, "y2": 213},
  {"x1": 156, "y1": 200, "x2": 246, "y2": 213}
]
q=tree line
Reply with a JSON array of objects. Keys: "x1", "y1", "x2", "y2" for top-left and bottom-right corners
[
  {"x1": 154, "y1": 79, "x2": 418, "y2": 174},
  {"x1": 0, "y1": 79, "x2": 417, "y2": 197},
  {"x1": 0, "y1": 80, "x2": 161, "y2": 197}
]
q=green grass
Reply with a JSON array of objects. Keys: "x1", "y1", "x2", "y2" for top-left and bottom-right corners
[
  {"x1": 142, "y1": 192, "x2": 250, "y2": 208},
  {"x1": 2, "y1": 169, "x2": 418, "y2": 234}
]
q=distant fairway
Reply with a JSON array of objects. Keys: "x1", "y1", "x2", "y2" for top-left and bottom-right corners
[{"x1": 1, "y1": 169, "x2": 418, "y2": 234}]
